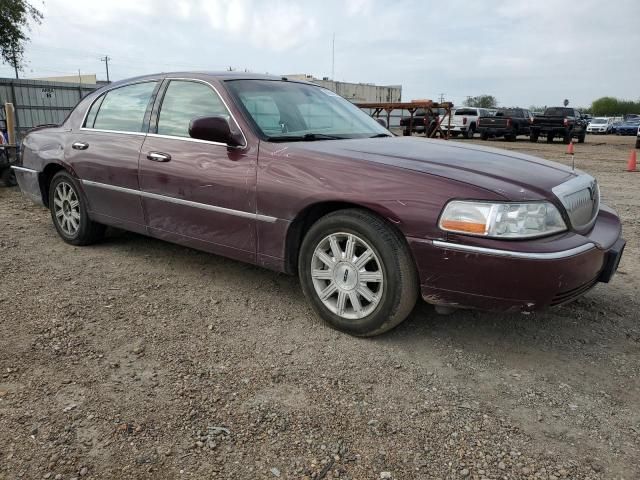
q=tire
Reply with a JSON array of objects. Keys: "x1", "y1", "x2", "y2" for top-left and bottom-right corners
[
  {"x1": 465, "y1": 126, "x2": 475, "y2": 139},
  {"x1": 578, "y1": 132, "x2": 586, "y2": 144},
  {"x1": 402, "y1": 128, "x2": 410, "y2": 137},
  {"x1": 298, "y1": 209, "x2": 418, "y2": 337},
  {"x1": 546, "y1": 133, "x2": 554, "y2": 143},
  {"x1": 1, "y1": 167, "x2": 17, "y2": 187},
  {"x1": 530, "y1": 132, "x2": 539, "y2": 143},
  {"x1": 49, "y1": 170, "x2": 105, "y2": 245},
  {"x1": 480, "y1": 131, "x2": 489, "y2": 140},
  {"x1": 636, "y1": 138, "x2": 640, "y2": 149}
]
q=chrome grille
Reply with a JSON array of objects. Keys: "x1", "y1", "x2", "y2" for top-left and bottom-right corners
[{"x1": 552, "y1": 174, "x2": 600, "y2": 230}]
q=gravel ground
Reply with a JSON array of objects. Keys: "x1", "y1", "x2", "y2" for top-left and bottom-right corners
[{"x1": 1, "y1": 135, "x2": 639, "y2": 479}]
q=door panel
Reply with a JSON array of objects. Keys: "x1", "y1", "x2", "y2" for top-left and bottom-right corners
[
  {"x1": 138, "y1": 136, "x2": 258, "y2": 259},
  {"x1": 65, "y1": 80, "x2": 159, "y2": 231},
  {"x1": 66, "y1": 131, "x2": 146, "y2": 229}
]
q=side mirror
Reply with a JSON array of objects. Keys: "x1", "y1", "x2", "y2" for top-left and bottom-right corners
[
  {"x1": 188, "y1": 116, "x2": 244, "y2": 148},
  {"x1": 375, "y1": 117, "x2": 388, "y2": 128}
]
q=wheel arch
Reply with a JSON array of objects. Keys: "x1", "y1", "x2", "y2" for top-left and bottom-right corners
[
  {"x1": 39, "y1": 161, "x2": 78, "y2": 207},
  {"x1": 283, "y1": 200, "x2": 408, "y2": 275}
]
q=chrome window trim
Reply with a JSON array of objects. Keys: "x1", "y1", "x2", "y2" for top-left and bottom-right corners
[
  {"x1": 432, "y1": 240, "x2": 595, "y2": 260},
  {"x1": 154, "y1": 77, "x2": 248, "y2": 149},
  {"x1": 145, "y1": 133, "x2": 228, "y2": 148},
  {"x1": 11, "y1": 166, "x2": 38, "y2": 173},
  {"x1": 78, "y1": 128, "x2": 146, "y2": 136},
  {"x1": 79, "y1": 79, "x2": 161, "y2": 134},
  {"x1": 81, "y1": 179, "x2": 276, "y2": 223}
]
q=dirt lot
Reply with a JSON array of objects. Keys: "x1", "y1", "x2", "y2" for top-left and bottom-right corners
[{"x1": 1, "y1": 135, "x2": 639, "y2": 480}]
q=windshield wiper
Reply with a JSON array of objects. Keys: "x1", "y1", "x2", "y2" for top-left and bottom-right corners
[
  {"x1": 267, "y1": 133, "x2": 345, "y2": 142},
  {"x1": 369, "y1": 133, "x2": 393, "y2": 138}
]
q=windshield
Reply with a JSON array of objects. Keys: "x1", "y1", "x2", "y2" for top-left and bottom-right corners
[
  {"x1": 591, "y1": 118, "x2": 607, "y2": 124},
  {"x1": 225, "y1": 79, "x2": 389, "y2": 140}
]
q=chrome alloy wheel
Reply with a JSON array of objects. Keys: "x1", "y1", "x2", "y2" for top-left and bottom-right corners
[
  {"x1": 53, "y1": 181, "x2": 81, "y2": 236},
  {"x1": 310, "y1": 232, "x2": 384, "y2": 319}
]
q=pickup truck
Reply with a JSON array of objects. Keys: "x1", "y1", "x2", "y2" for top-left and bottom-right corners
[
  {"x1": 400, "y1": 108, "x2": 438, "y2": 136},
  {"x1": 530, "y1": 107, "x2": 587, "y2": 144},
  {"x1": 441, "y1": 107, "x2": 493, "y2": 139},
  {"x1": 477, "y1": 108, "x2": 533, "y2": 141}
]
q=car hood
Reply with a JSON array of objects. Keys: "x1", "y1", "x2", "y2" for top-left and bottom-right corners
[{"x1": 287, "y1": 137, "x2": 578, "y2": 201}]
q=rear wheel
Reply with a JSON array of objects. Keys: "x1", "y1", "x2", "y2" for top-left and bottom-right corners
[
  {"x1": 298, "y1": 209, "x2": 418, "y2": 337},
  {"x1": 49, "y1": 171, "x2": 105, "y2": 245},
  {"x1": 465, "y1": 125, "x2": 475, "y2": 139},
  {"x1": 1, "y1": 167, "x2": 17, "y2": 187}
]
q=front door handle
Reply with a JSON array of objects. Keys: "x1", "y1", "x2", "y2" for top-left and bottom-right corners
[
  {"x1": 72, "y1": 142, "x2": 89, "y2": 150},
  {"x1": 147, "y1": 152, "x2": 171, "y2": 162}
]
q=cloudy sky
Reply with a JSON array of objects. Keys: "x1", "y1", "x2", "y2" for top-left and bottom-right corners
[{"x1": 1, "y1": 0, "x2": 638, "y2": 108}]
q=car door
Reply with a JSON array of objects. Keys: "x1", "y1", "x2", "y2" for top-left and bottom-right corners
[
  {"x1": 66, "y1": 80, "x2": 160, "y2": 233},
  {"x1": 138, "y1": 78, "x2": 257, "y2": 262}
]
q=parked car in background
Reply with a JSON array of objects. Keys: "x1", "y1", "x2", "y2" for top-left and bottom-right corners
[
  {"x1": 400, "y1": 108, "x2": 439, "y2": 137},
  {"x1": 586, "y1": 117, "x2": 614, "y2": 134},
  {"x1": 615, "y1": 118, "x2": 640, "y2": 135},
  {"x1": 636, "y1": 127, "x2": 640, "y2": 149},
  {"x1": 441, "y1": 107, "x2": 493, "y2": 139},
  {"x1": 530, "y1": 107, "x2": 588, "y2": 144},
  {"x1": 477, "y1": 108, "x2": 533, "y2": 141},
  {"x1": 11, "y1": 72, "x2": 626, "y2": 336}
]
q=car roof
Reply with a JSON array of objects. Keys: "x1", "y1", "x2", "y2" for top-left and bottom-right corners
[{"x1": 104, "y1": 71, "x2": 310, "y2": 88}]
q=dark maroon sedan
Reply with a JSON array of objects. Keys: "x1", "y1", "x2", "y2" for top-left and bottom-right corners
[{"x1": 12, "y1": 72, "x2": 625, "y2": 336}]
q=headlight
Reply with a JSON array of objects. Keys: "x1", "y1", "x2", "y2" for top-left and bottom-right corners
[{"x1": 439, "y1": 201, "x2": 567, "y2": 238}]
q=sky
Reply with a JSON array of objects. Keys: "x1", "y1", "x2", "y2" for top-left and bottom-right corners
[{"x1": 1, "y1": 0, "x2": 639, "y2": 108}]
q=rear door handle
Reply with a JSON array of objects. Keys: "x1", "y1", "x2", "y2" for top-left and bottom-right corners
[
  {"x1": 72, "y1": 142, "x2": 89, "y2": 150},
  {"x1": 147, "y1": 152, "x2": 171, "y2": 162}
]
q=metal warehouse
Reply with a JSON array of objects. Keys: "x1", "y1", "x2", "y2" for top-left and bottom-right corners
[
  {"x1": 286, "y1": 74, "x2": 402, "y2": 103},
  {"x1": 0, "y1": 78, "x2": 100, "y2": 140}
]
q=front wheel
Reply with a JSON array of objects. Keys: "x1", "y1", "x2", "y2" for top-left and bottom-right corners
[
  {"x1": 49, "y1": 171, "x2": 105, "y2": 245},
  {"x1": 530, "y1": 132, "x2": 539, "y2": 142},
  {"x1": 298, "y1": 209, "x2": 418, "y2": 336}
]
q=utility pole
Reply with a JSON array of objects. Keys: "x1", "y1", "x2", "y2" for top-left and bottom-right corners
[
  {"x1": 11, "y1": 44, "x2": 19, "y2": 79},
  {"x1": 438, "y1": 93, "x2": 445, "y2": 103},
  {"x1": 100, "y1": 56, "x2": 111, "y2": 82}
]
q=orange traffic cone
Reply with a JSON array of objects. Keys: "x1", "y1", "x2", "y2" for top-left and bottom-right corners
[
  {"x1": 566, "y1": 141, "x2": 575, "y2": 155},
  {"x1": 627, "y1": 150, "x2": 637, "y2": 172}
]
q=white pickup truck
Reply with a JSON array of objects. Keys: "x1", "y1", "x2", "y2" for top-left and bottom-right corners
[{"x1": 441, "y1": 107, "x2": 493, "y2": 139}]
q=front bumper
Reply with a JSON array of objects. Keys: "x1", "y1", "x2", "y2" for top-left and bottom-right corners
[{"x1": 408, "y1": 206, "x2": 624, "y2": 312}]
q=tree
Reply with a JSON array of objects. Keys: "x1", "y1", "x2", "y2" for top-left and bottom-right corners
[
  {"x1": 464, "y1": 95, "x2": 497, "y2": 109},
  {"x1": 0, "y1": 0, "x2": 43, "y2": 78},
  {"x1": 590, "y1": 97, "x2": 640, "y2": 116},
  {"x1": 563, "y1": 99, "x2": 569, "y2": 107}
]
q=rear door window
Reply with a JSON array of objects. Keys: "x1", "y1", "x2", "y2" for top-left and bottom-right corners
[
  {"x1": 157, "y1": 80, "x2": 229, "y2": 138},
  {"x1": 91, "y1": 82, "x2": 157, "y2": 133}
]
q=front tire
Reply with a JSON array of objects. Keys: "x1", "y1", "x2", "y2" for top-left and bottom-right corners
[
  {"x1": 298, "y1": 209, "x2": 418, "y2": 337},
  {"x1": 49, "y1": 171, "x2": 105, "y2": 245}
]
